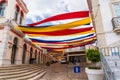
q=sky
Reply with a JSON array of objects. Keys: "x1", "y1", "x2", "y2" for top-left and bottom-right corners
[
  {"x1": 23, "y1": 0, "x2": 89, "y2": 25},
  {"x1": 22, "y1": 0, "x2": 95, "y2": 44}
]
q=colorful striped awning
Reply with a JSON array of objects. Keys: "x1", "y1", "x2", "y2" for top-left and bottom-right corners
[{"x1": 27, "y1": 11, "x2": 89, "y2": 26}]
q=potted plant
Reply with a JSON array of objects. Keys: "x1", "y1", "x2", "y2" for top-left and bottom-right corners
[{"x1": 85, "y1": 48, "x2": 104, "y2": 80}]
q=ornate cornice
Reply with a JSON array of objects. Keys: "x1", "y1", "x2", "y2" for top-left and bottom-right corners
[{"x1": 16, "y1": 0, "x2": 29, "y2": 13}]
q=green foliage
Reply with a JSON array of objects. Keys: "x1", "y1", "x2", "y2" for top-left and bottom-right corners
[{"x1": 86, "y1": 49, "x2": 101, "y2": 63}]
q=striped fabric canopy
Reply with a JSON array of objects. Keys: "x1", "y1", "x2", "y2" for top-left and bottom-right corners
[
  {"x1": 33, "y1": 36, "x2": 96, "y2": 46},
  {"x1": 29, "y1": 33, "x2": 94, "y2": 43},
  {"x1": 27, "y1": 11, "x2": 89, "y2": 26},
  {"x1": 17, "y1": 18, "x2": 91, "y2": 32},
  {"x1": 28, "y1": 30, "x2": 95, "y2": 37},
  {"x1": 22, "y1": 27, "x2": 93, "y2": 36},
  {"x1": 41, "y1": 40, "x2": 96, "y2": 49},
  {"x1": 17, "y1": 11, "x2": 96, "y2": 49}
]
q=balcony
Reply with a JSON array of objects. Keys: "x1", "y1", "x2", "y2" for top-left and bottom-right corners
[{"x1": 112, "y1": 17, "x2": 120, "y2": 33}]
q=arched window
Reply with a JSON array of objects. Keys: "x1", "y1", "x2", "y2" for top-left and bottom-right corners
[
  {"x1": 14, "y1": 6, "x2": 19, "y2": 21},
  {"x1": 19, "y1": 11, "x2": 23, "y2": 24},
  {"x1": 0, "y1": 1, "x2": 6, "y2": 17}
]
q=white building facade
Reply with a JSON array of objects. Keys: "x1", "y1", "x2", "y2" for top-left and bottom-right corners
[
  {"x1": 0, "y1": 0, "x2": 51, "y2": 66},
  {"x1": 88, "y1": 0, "x2": 120, "y2": 48}
]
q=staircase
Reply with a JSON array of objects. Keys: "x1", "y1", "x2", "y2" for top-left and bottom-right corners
[
  {"x1": 0, "y1": 64, "x2": 46, "y2": 80},
  {"x1": 100, "y1": 47, "x2": 120, "y2": 80}
]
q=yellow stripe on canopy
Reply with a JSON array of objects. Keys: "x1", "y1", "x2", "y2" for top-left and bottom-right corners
[
  {"x1": 17, "y1": 18, "x2": 91, "y2": 32},
  {"x1": 33, "y1": 42, "x2": 67, "y2": 46},
  {"x1": 27, "y1": 30, "x2": 95, "y2": 37}
]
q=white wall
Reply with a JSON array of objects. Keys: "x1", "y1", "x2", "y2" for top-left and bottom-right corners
[{"x1": 98, "y1": 0, "x2": 120, "y2": 46}]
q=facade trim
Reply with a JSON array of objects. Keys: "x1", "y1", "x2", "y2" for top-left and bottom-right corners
[
  {"x1": 0, "y1": 27, "x2": 4, "y2": 30},
  {"x1": 16, "y1": 0, "x2": 29, "y2": 13},
  {"x1": 10, "y1": 29, "x2": 23, "y2": 38},
  {"x1": 0, "y1": 0, "x2": 8, "y2": 5}
]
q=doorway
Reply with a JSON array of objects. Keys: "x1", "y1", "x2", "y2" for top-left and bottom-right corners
[
  {"x1": 22, "y1": 44, "x2": 27, "y2": 64},
  {"x1": 29, "y1": 47, "x2": 33, "y2": 64},
  {"x1": 11, "y1": 37, "x2": 18, "y2": 64}
]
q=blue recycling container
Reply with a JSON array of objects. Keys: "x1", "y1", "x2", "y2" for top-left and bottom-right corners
[{"x1": 74, "y1": 66, "x2": 80, "y2": 73}]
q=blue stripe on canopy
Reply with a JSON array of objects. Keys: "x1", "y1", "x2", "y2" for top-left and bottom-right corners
[{"x1": 29, "y1": 33, "x2": 94, "y2": 43}]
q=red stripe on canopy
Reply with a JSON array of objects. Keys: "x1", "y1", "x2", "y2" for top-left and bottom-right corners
[
  {"x1": 23, "y1": 27, "x2": 93, "y2": 36},
  {"x1": 27, "y1": 11, "x2": 89, "y2": 26}
]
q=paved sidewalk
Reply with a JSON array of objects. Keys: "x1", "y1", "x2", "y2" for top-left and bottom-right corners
[
  {"x1": 40, "y1": 62, "x2": 88, "y2": 80},
  {"x1": 67, "y1": 63, "x2": 88, "y2": 80}
]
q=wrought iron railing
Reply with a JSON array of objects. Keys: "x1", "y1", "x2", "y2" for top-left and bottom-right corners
[
  {"x1": 112, "y1": 17, "x2": 120, "y2": 30},
  {"x1": 100, "y1": 47, "x2": 120, "y2": 80},
  {"x1": 100, "y1": 49, "x2": 115, "y2": 80}
]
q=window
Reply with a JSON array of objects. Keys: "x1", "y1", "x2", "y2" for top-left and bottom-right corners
[
  {"x1": 0, "y1": 1, "x2": 6, "y2": 17},
  {"x1": 113, "y1": 2, "x2": 120, "y2": 17},
  {"x1": 19, "y1": 12, "x2": 23, "y2": 24},
  {"x1": 14, "y1": 6, "x2": 19, "y2": 21},
  {"x1": 112, "y1": 2, "x2": 120, "y2": 29}
]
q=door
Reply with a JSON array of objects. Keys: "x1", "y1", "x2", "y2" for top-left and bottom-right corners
[
  {"x1": 11, "y1": 37, "x2": 18, "y2": 64},
  {"x1": 22, "y1": 44, "x2": 27, "y2": 64}
]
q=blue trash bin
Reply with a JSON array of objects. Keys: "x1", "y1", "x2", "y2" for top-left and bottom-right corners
[{"x1": 74, "y1": 66, "x2": 80, "y2": 73}]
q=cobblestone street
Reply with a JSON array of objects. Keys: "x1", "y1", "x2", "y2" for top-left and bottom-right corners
[{"x1": 41, "y1": 62, "x2": 88, "y2": 80}]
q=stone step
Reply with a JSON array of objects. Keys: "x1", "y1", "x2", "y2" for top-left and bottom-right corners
[
  {"x1": 0, "y1": 64, "x2": 32, "y2": 70},
  {"x1": 0, "y1": 64, "x2": 26, "y2": 67},
  {"x1": 0, "y1": 64, "x2": 28, "y2": 69},
  {"x1": 0, "y1": 68, "x2": 43, "y2": 79},
  {"x1": 0, "y1": 66, "x2": 35, "y2": 73},
  {"x1": 105, "y1": 56, "x2": 120, "y2": 67},
  {"x1": 105, "y1": 56, "x2": 120, "y2": 60},
  {"x1": 0, "y1": 64, "x2": 47, "y2": 80},
  {"x1": 7, "y1": 70, "x2": 46, "y2": 80},
  {"x1": 0, "y1": 65, "x2": 43, "y2": 72},
  {"x1": 0, "y1": 67, "x2": 42, "y2": 76},
  {"x1": 28, "y1": 71, "x2": 46, "y2": 80}
]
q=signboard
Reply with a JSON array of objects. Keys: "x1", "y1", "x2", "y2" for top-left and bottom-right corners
[{"x1": 74, "y1": 66, "x2": 80, "y2": 73}]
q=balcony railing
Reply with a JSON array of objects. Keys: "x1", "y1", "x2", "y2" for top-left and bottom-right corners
[
  {"x1": 112, "y1": 17, "x2": 120, "y2": 32},
  {"x1": 100, "y1": 47, "x2": 120, "y2": 80}
]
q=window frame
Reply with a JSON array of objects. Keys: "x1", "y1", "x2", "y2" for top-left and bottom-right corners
[
  {"x1": 19, "y1": 12, "x2": 23, "y2": 24},
  {"x1": 112, "y1": 2, "x2": 120, "y2": 17},
  {"x1": 14, "y1": 6, "x2": 20, "y2": 21},
  {"x1": 0, "y1": 1, "x2": 6, "y2": 17}
]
